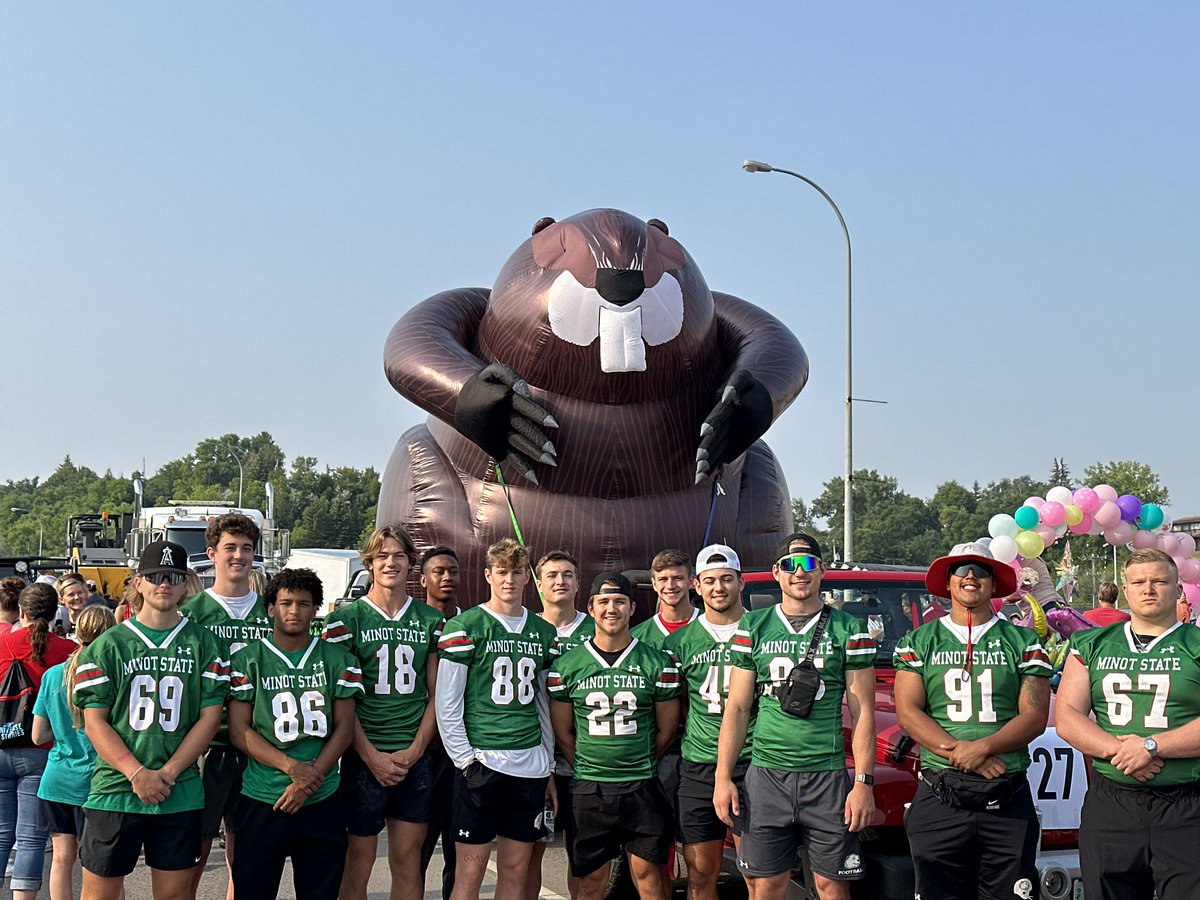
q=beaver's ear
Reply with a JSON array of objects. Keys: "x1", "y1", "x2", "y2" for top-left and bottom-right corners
[
  {"x1": 647, "y1": 218, "x2": 669, "y2": 236},
  {"x1": 532, "y1": 217, "x2": 556, "y2": 235}
]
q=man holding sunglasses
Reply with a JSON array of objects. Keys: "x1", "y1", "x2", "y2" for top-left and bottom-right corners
[
  {"x1": 893, "y1": 541, "x2": 1051, "y2": 900},
  {"x1": 74, "y1": 540, "x2": 229, "y2": 900},
  {"x1": 714, "y1": 532, "x2": 876, "y2": 900}
]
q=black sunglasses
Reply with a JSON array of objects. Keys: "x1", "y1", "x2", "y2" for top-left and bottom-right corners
[
  {"x1": 950, "y1": 562, "x2": 994, "y2": 580},
  {"x1": 142, "y1": 572, "x2": 187, "y2": 586}
]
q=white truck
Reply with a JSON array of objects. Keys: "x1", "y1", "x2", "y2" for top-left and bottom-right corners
[
  {"x1": 282, "y1": 548, "x2": 364, "y2": 605},
  {"x1": 126, "y1": 478, "x2": 290, "y2": 587}
]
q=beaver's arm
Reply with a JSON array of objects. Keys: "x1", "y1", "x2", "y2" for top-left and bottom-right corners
[
  {"x1": 694, "y1": 292, "x2": 810, "y2": 483},
  {"x1": 384, "y1": 288, "x2": 557, "y2": 483},
  {"x1": 384, "y1": 288, "x2": 492, "y2": 421}
]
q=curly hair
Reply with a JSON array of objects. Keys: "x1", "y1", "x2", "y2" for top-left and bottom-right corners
[
  {"x1": 205, "y1": 513, "x2": 261, "y2": 549},
  {"x1": 263, "y1": 568, "x2": 324, "y2": 611}
]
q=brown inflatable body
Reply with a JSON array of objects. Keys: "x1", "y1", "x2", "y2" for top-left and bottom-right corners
[{"x1": 379, "y1": 209, "x2": 809, "y2": 605}]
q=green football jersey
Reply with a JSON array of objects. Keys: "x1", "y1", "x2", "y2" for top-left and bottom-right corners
[
  {"x1": 229, "y1": 636, "x2": 364, "y2": 805},
  {"x1": 630, "y1": 610, "x2": 699, "y2": 651},
  {"x1": 1069, "y1": 621, "x2": 1200, "y2": 786},
  {"x1": 438, "y1": 605, "x2": 556, "y2": 751},
  {"x1": 74, "y1": 617, "x2": 229, "y2": 814},
  {"x1": 664, "y1": 616, "x2": 754, "y2": 764},
  {"x1": 894, "y1": 616, "x2": 1051, "y2": 774},
  {"x1": 322, "y1": 597, "x2": 444, "y2": 752},
  {"x1": 549, "y1": 611, "x2": 596, "y2": 656},
  {"x1": 547, "y1": 638, "x2": 681, "y2": 781},
  {"x1": 181, "y1": 590, "x2": 274, "y2": 746},
  {"x1": 731, "y1": 605, "x2": 875, "y2": 772}
]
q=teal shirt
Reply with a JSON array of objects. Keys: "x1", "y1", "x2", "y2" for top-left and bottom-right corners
[{"x1": 33, "y1": 663, "x2": 98, "y2": 806}]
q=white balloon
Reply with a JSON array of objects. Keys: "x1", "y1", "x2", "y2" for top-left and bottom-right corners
[
  {"x1": 990, "y1": 535, "x2": 1019, "y2": 564},
  {"x1": 1047, "y1": 486, "x2": 1074, "y2": 506}
]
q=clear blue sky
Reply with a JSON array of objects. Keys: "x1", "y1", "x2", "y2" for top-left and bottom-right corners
[{"x1": 3, "y1": 3, "x2": 1198, "y2": 522}]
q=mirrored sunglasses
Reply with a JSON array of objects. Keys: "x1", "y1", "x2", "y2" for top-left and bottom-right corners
[{"x1": 776, "y1": 554, "x2": 820, "y2": 573}]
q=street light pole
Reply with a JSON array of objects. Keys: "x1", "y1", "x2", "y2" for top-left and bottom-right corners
[
  {"x1": 216, "y1": 446, "x2": 246, "y2": 507},
  {"x1": 9, "y1": 507, "x2": 44, "y2": 556},
  {"x1": 743, "y1": 160, "x2": 854, "y2": 562}
]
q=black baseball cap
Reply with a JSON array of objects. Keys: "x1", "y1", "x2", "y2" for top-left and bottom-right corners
[
  {"x1": 775, "y1": 532, "x2": 824, "y2": 562},
  {"x1": 589, "y1": 572, "x2": 634, "y2": 599},
  {"x1": 138, "y1": 540, "x2": 189, "y2": 576}
]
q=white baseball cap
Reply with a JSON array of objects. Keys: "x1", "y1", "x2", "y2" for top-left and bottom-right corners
[{"x1": 695, "y1": 543, "x2": 741, "y2": 575}]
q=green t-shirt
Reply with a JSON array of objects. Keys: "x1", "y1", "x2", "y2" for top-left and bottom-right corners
[
  {"x1": 731, "y1": 605, "x2": 875, "y2": 772},
  {"x1": 229, "y1": 636, "x2": 364, "y2": 805},
  {"x1": 894, "y1": 616, "x2": 1051, "y2": 774},
  {"x1": 75, "y1": 617, "x2": 229, "y2": 813},
  {"x1": 438, "y1": 605, "x2": 556, "y2": 751},
  {"x1": 1069, "y1": 621, "x2": 1200, "y2": 786},
  {"x1": 548, "y1": 638, "x2": 681, "y2": 781},
  {"x1": 322, "y1": 597, "x2": 444, "y2": 752},
  {"x1": 664, "y1": 616, "x2": 754, "y2": 764},
  {"x1": 33, "y1": 663, "x2": 97, "y2": 806},
  {"x1": 181, "y1": 590, "x2": 274, "y2": 747}
]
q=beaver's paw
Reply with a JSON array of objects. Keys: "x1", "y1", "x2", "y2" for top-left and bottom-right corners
[
  {"x1": 695, "y1": 369, "x2": 773, "y2": 484},
  {"x1": 454, "y1": 363, "x2": 558, "y2": 484}
]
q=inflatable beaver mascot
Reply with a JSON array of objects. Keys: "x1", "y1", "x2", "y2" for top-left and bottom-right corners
[{"x1": 379, "y1": 208, "x2": 809, "y2": 604}]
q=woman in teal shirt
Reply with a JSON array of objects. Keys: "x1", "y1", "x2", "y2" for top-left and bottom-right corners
[{"x1": 32, "y1": 605, "x2": 116, "y2": 900}]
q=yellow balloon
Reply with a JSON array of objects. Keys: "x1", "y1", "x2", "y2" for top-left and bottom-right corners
[
  {"x1": 1015, "y1": 530, "x2": 1045, "y2": 558},
  {"x1": 1064, "y1": 504, "x2": 1084, "y2": 526}
]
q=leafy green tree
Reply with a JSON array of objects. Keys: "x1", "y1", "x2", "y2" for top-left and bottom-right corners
[
  {"x1": 812, "y1": 470, "x2": 942, "y2": 565},
  {"x1": 1081, "y1": 460, "x2": 1169, "y2": 506}
]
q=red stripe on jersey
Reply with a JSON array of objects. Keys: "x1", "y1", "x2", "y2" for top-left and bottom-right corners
[
  {"x1": 74, "y1": 667, "x2": 104, "y2": 683},
  {"x1": 341, "y1": 670, "x2": 363, "y2": 682},
  {"x1": 848, "y1": 639, "x2": 874, "y2": 649},
  {"x1": 732, "y1": 635, "x2": 752, "y2": 648},
  {"x1": 895, "y1": 651, "x2": 919, "y2": 663},
  {"x1": 438, "y1": 636, "x2": 474, "y2": 651}
]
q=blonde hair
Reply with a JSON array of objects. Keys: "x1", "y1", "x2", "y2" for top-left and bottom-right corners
[
  {"x1": 486, "y1": 537, "x2": 529, "y2": 571},
  {"x1": 361, "y1": 526, "x2": 418, "y2": 569},
  {"x1": 65, "y1": 605, "x2": 117, "y2": 728}
]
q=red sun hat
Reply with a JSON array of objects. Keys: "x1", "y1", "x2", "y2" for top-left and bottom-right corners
[{"x1": 925, "y1": 542, "x2": 1018, "y2": 600}]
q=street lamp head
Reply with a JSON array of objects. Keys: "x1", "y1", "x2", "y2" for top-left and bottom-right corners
[
  {"x1": 10, "y1": 507, "x2": 29, "y2": 514},
  {"x1": 742, "y1": 159, "x2": 775, "y2": 173}
]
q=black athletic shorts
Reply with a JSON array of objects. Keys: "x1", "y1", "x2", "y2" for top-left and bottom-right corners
[
  {"x1": 80, "y1": 808, "x2": 203, "y2": 877},
  {"x1": 1080, "y1": 775, "x2": 1200, "y2": 900},
  {"x1": 200, "y1": 745, "x2": 248, "y2": 838},
  {"x1": 566, "y1": 778, "x2": 674, "y2": 877},
  {"x1": 905, "y1": 774, "x2": 1039, "y2": 900},
  {"x1": 677, "y1": 758, "x2": 747, "y2": 844},
  {"x1": 38, "y1": 799, "x2": 86, "y2": 837},
  {"x1": 340, "y1": 748, "x2": 434, "y2": 835},
  {"x1": 230, "y1": 793, "x2": 348, "y2": 900},
  {"x1": 452, "y1": 761, "x2": 547, "y2": 845}
]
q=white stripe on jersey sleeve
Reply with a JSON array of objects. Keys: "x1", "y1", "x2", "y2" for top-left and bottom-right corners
[{"x1": 73, "y1": 663, "x2": 108, "y2": 690}]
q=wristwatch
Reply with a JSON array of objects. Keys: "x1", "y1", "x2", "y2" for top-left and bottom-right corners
[
  {"x1": 1144, "y1": 737, "x2": 1159, "y2": 758},
  {"x1": 855, "y1": 773, "x2": 875, "y2": 785}
]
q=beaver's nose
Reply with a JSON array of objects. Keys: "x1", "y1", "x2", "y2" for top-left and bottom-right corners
[{"x1": 595, "y1": 268, "x2": 645, "y2": 306}]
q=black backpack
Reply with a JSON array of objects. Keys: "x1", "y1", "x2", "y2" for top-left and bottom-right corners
[{"x1": 0, "y1": 660, "x2": 39, "y2": 748}]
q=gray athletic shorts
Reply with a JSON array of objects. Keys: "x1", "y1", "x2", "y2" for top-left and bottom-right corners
[{"x1": 737, "y1": 766, "x2": 864, "y2": 881}]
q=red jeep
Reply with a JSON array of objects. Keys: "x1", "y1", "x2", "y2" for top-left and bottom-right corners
[{"x1": 741, "y1": 565, "x2": 1086, "y2": 900}]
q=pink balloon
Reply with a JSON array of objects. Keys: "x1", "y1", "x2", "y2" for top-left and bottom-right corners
[
  {"x1": 1040, "y1": 501, "x2": 1066, "y2": 526},
  {"x1": 1094, "y1": 484, "x2": 1118, "y2": 503},
  {"x1": 1035, "y1": 524, "x2": 1057, "y2": 547},
  {"x1": 1072, "y1": 487, "x2": 1100, "y2": 514},
  {"x1": 1024, "y1": 496, "x2": 1046, "y2": 509},
  {"x1": 1104, "y1": 522, "x2": 1134, "y2": 546},
  {"x1": 1179, "y1": 533, "x2": 1197, "y2": 556},
  {"x1": 1132, "y1": 530, "x2": 1159, "y2": 550},
  {"x1": 1069, "y1": 512, "x2": 1094, "y2": 535},
  {"x1": 1185, "y1": 582, "x2": 1200, "y2": 607},
  {"x1": 1180, "y1": 558, "x2": 1200, "y2": 584},
  {"x1": 1094, "y1": 501, "x2": 1122, "y2": 528},
  {"x1": 1160, "y1": 534, "x2": 1182, "y2": 556}
]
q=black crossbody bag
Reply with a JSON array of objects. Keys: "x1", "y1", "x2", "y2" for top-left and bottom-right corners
[{"x1": 771, "y1": 607, "x2": 830, "y2": 719}]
